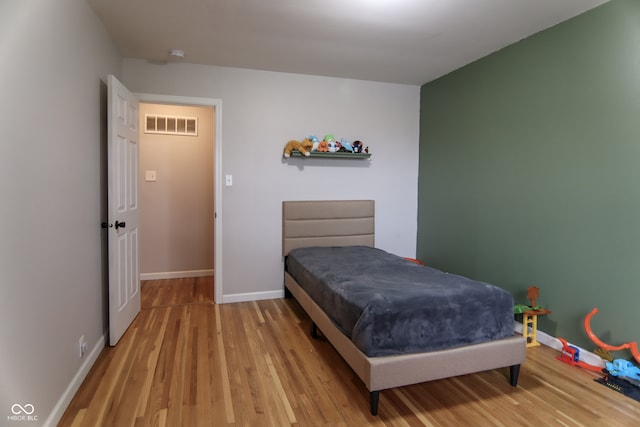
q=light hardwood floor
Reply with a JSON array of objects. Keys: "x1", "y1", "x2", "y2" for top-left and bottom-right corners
[{"x1": 59, "y1": 277, "x2": 640, "y2": 426}]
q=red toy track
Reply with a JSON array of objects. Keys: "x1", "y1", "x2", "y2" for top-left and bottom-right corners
[{"x1": 584, "y1": 308, "x2": 640, "y2": 365}]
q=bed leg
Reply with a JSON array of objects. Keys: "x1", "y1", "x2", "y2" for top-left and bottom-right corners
[
  {"x1": 284, "y1": 286, "x2": 292, "y2": 298},
  {"x1": 311, "y1": 322, "x2": 319, "y2": 339},
  {"x1": 369, "y1": 391, "x2": 379, "y2": 416},
  {"x1": 509, "y1": 364, "x2": 521, "y2": 386}
]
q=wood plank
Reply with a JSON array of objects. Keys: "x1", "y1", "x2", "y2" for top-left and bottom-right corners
[{"x1": 59, "y1": 277, "x2": 640, "y2": 426}]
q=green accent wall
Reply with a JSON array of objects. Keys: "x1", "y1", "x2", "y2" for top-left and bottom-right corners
[{"x1": 418, "y1": 0, "x2": 640, "y2": 353}]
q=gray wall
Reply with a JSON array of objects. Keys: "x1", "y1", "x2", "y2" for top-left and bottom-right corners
[
  {"x1": 0, "y1": 0, "x2": 121, "y2": 425},
  {"x1": 139, "y1": 103, "x2": 214, "y2": 277},
  {"x1": 418, "y1": 0, "x2": 640, "y2": 352},
  {"x1": 124, "y1": 60, "x2": 421, "y2": 302}
]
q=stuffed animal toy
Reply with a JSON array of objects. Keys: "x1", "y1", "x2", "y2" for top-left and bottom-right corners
[
  {"x1": 308, "y1": 135, "x2": 320, "y2": 152},
  {"x1": 352, "y1": 140, "x2": 363, "y2": 153},
  {"x1": 340, "y1": 138, "x2": 354, "y2": 152},
  {"x1": 317, "y1": 140, "x2": 329, "y2": 152},
  {"x1": 283, "y1": 138, "x2": 314, "y2": 158},
  {"x1": 324, "y1": 134, "x2": 337, "y2": 152}
]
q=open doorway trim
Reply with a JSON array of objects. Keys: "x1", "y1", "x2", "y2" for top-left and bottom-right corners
[{"x1": 136, "y1": 93, "x2": 223, "y2": 303}]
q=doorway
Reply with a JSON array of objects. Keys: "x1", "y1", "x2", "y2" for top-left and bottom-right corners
[{"x1": 137, "y1": 94, "x2": 223, "y2": 302}]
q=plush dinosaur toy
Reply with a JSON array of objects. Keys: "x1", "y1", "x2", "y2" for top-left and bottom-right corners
[{"x1": 283, "y1": 138, "x2": 314, "y2": 157}]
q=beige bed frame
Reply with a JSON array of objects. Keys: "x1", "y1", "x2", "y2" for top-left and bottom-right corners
[{"x1": 282, "y1": 200, "x2": 526, "y2": 415}]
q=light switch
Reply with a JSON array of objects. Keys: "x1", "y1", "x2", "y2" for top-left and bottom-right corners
[
  {"x1": 145, "y1": 170, "x2": 157, "y2": 182},
  {"x1": 225, "y1": 175, "x2": 233, "y2": 186}
]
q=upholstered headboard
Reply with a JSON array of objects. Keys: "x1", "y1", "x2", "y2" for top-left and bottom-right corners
[{"x1": 282, "y1": 200, "x2": 375, "y2": 256}]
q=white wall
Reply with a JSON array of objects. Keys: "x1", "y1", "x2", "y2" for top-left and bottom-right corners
[
  {"x1": 139, "y1": 103, "x2": 214, "y2": 277},
  {"x1": 0, "y1": 0, "x2": 121, "y2": 425},
  {"x1": 124, "y1": 60, "x2": 420, "y2": 302}
]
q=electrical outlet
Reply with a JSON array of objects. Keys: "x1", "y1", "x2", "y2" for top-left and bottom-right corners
[{"x1": 79, "y1": 336, "x2": 88, "y2": 359}]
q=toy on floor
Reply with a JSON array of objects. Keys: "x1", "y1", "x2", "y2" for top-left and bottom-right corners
[
  {"x1": 595, "y1": 353, "x2": 640, "y2": 403},
  {"x1": 584, "y1": 307, "x2": 640, "y2": 365},
  {"x1": 594, "y1": 347, "x2": 613, "y2": 362},
  {"x1": 528, "y1": 286, "x2": 540, "y2": 308},
  {"x1": 556, "y1": 337, "x2": 604, "y2": 373},
  {"x1": 594, "y1": 372, "x2": 640, "y2": 403},
  {"x1": 582, "y1": 308, "x2": 640, "y2": 401},
  {"x1": 514, "y1": 286, "x2": 551, "y2": 347},
  {"x1": 606, "y1": 359, "x2": 640, "y2": 381},
  {"x1": 513, "y1": 286, "x2": 545, "y2": 313}
]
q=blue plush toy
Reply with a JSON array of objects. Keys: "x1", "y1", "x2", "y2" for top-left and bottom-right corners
[
  {"x1": 308, "y1": 135, "x2": 320, "y2": 152},
  {"x1": 340, "y1": 138, "x2": 354, "y2": 152}
]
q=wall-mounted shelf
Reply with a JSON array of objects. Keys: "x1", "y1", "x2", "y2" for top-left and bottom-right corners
[{"x1": 289, "y1": 150, "x2": 371, "y2": 159}]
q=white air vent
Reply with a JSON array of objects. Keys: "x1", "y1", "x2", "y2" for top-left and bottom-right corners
[{"x1": 144, "y1": 114, "x2": 198, "y2": 136}]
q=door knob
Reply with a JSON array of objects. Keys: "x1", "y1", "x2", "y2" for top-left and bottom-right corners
[{"x1": 115, "y1": 221, "x2": 126, "y2": 230}]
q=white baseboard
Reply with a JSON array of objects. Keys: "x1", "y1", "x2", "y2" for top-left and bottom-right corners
[
  {"x1": 222, "y1": 290, "x2": 284, "y2": 304},
  {"x1": 44, "y1": 333, "x2": 106, "y2": 427},
  {"x1": 515, "y1": 321, "x2": 605, "y2": 368},
  {"x1": 140, "y1": 269, "x2": 214, "y2": 280}
]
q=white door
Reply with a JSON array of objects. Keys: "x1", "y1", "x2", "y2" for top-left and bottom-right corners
[{"x1": 107, "y1": 75, "x2": 141, "y2": 346}]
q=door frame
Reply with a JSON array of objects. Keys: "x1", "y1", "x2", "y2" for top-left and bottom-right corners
[{"x1": 137, "y1": 93, "x2": 223, "y2": 303}]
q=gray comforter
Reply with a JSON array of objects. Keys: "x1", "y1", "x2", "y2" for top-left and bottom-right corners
[{"x1": 286, "y1": 246, "x2": 514, "y2": 357}]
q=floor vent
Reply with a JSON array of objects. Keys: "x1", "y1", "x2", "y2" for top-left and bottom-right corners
[{"x1": 144, "y1": 114, "x2": 197, "y2": 136}]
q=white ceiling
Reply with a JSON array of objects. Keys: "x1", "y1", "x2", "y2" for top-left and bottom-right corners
[{"x1": 88, "y1": 0, "x2": 608, "y2": 86}]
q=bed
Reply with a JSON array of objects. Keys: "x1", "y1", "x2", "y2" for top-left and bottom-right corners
[{"x1": 282, "y1": 200, "x2": 526, "y2": 416}]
